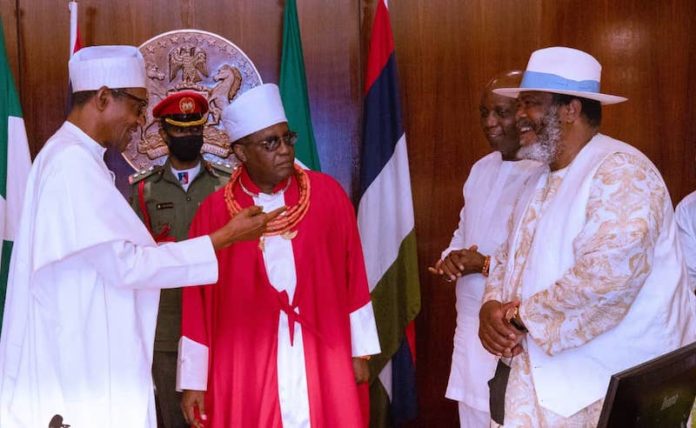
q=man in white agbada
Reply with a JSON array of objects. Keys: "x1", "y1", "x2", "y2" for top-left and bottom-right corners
[
  {"x1": 0, "y1": 46, "x2": 282, "y2": 428},
  {"x1": 479, "y1": 47, "x2": 696, "y2": 426},
  {"x1": 429, "y1": 71, "x2": 540, "y2": 427}
]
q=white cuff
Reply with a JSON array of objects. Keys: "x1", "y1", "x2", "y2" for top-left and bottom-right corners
[
  {"x1": 176, "y1": 336, "x2": 209, "y2": 391},
  {"x1": 440, "y1": 247, "x2": 458, "y2": 261},
  {"x1": 350, "y1": 302, "x2": 381, "y2": 356}
]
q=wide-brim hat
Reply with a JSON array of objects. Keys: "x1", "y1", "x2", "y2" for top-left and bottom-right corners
[{"x1": 494, "y1": 47, "x2": 627, "y2": 105}]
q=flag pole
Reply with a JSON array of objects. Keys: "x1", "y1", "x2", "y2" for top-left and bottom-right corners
[{"x1": 68, "y1": 1, "x2": 79, "y2": 57}]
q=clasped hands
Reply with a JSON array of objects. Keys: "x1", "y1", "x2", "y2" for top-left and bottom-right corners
[
  {"x1": 428, "y1": 245, "x2": 486, "y2": 282},
  {"x1": 479, "y1": 300, "x2": 526, "y2": 358}
]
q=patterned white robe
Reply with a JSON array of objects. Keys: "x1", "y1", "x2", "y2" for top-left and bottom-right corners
[{"x1": 484, "y1": 152, "x2": 676, "y2": 427}]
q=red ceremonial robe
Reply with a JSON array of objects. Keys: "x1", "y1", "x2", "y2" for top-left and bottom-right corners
[{"x1": 182, "y1": 168, "x2": 371, "y2": 427}]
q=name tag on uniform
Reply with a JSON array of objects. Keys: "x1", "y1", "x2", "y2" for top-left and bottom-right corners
[{"x1": 156, "y1": 202, "x2": 174, "y2": 210}]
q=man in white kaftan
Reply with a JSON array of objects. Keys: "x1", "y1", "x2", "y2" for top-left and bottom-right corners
[
  {"x1": 0, "y1": 46, "x2": 280, "y2": 428},
  {"x1": 431, "y1": 72, "x2": 540, "y2": 427},
  {"x1": 479, "y1": 47, "x2": 696, "y2": 427}
]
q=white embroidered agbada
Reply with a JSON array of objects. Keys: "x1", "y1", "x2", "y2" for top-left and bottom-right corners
[
  {"x1": 0, "y1": 122, "x2": 218, "y2": 428},
  {"x1": 484, "y1": 134, "x2": 696, "y2": 427},
  {"x1": 442, "y1": 152, "x2": 539, "y2": 420}
]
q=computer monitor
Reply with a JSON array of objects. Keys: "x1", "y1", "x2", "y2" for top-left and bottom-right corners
[{"x1": 597, "y1": 341, "x2": 696, "y2": 428}]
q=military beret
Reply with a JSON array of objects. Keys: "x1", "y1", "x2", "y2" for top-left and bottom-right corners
[{"x1": 153, "y1": 91, "x2": 209, "y2": 119}]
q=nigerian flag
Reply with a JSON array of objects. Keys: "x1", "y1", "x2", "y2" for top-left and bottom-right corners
[
  {"x1": 0, "y1": 22, "x2": 31, "y2": 326},
  {"x1": 279, "y1": 0, "x2": 321, "y2": 170}
]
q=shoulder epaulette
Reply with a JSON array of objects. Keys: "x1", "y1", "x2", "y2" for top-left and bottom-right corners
[
  {"x1": 129, "y1": 164, "x2": 163, "y2": 185},
  {"x1": 207, "y1": 160, "x2": 235, "y2": 177}
]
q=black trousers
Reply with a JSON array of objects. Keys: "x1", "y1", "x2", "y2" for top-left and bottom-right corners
[{"x1": 152, "y1": 351, "x2": 188, "y2": 428}]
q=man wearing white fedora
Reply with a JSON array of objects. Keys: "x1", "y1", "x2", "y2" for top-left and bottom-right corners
[{"x1": 478, "y1": 46, "x2": 696, "y2": 426}]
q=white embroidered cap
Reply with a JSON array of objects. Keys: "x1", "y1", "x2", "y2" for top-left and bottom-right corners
[
  {"x1": 222, "y1": 84, "x2": 288, "y2": 143},
  {"x1": 494, "y1": 46, "x2": 627, "y2": 105},
  {"x1": 69, "y1": 45, "x2": 146, "y2": 92}
]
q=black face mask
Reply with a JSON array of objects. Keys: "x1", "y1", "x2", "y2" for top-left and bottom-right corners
[{"x1": 166, "y1": 134, "x2": 204, "y2": 162}]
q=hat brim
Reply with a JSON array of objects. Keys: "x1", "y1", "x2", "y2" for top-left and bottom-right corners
[{"x1": 494, "y1": 87, "x2": 627, "y2": 105}]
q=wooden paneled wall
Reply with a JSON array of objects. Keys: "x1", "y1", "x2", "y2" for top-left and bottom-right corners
[{"x1": 3, "y1": 0, "x2": 696, "y2": 426}]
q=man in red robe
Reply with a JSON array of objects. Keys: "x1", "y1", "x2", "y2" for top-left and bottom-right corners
[{"x1": 178, "y1": 84, "x2": 381, "y2": 427}]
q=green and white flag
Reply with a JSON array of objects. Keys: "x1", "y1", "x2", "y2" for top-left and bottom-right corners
[
  {"x1": 279, "y1": 0, "x2": 321, "y2": 171},
  {"x1": 0, "y1": 22, "x2": 31, "y2": 325}
]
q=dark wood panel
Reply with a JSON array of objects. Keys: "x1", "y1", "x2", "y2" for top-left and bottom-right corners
[
  {"x1": 1, "y1": 0, "x2": 19, "y2": 82},
  {"x1": 15, "y1": 0, "x2": 71, "y2": 156}
]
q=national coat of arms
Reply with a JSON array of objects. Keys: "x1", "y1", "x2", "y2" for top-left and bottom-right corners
[{"x1": 122, "y1": 29, "x2": 263, "y2": 171}]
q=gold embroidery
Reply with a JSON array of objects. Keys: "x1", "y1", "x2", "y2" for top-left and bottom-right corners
[{"x1": 486, "y1": 152, "x2": 667, "y2": 426}]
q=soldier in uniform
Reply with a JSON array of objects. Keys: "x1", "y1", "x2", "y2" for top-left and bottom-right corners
[{"x1": 129, "y1": 90, "x2": 232, "y2": 428}]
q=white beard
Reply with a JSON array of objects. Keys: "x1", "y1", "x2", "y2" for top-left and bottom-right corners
[{"x1": 517, "y1": 105, "x2": 562, "y2": 165}]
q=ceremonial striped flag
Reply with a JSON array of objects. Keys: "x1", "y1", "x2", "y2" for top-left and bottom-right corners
[
  {"x1": 0, "y1": 23, "x2": 32, "y2": 325},
  {"x1": 357, "y1": 1, "x2": 420, "y2": 425},
  {"x1": 279, "y1": 0, "x2": 321, "y2": 170}
]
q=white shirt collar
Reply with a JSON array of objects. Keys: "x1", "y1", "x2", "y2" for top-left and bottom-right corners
[
  {"x1": 63, "y1": 120, "x2": 108, "y2": 159},
  {"x1": 62, "y1": 121, "x2": 115, "y2": 182}
]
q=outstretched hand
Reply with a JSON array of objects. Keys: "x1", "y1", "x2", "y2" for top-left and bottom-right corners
[{"x1": 209, "y1": 205, "x2": 286, "y2": 250}]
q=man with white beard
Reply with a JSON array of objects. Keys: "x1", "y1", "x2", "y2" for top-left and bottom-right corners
[{"x1": 478, "y1": 46, "x2": 696, "y2": 427}]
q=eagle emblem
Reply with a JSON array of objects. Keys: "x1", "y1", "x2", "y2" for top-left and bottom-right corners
[{"x1": 169, "y1": 44, "x2": 208, "y2": 84}]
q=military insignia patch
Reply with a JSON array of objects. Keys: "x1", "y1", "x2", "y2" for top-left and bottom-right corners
[{"x1": 179, "y1": 97, "x2": 195, "y2": 114}]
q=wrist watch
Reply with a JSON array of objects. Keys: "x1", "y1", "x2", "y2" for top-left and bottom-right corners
[
  {"x1": 505, "y1": 306, "x2": 528, "y2": 333},
  {"x1": 481, "y1": 255, "x2": 491, "y2": 277}
]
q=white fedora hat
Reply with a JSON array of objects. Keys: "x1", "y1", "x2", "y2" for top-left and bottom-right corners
[{"x1": 494, "y1": 46, "x2": 627, "y2": 105}]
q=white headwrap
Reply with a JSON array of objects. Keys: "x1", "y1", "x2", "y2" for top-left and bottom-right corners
[
  {"x1": 222, "y1": 84, "x2": 288, "y2": 142},
  {"x1": 69, "y1": 45, "x2": 146, "y2": 92}
]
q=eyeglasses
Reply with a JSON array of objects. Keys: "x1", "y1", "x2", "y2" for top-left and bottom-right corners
[
  {"x1": 247, "y1": 131, "x2": 298, "y2": 152},
  {"x1": 111, "y1": 89, "x2": 149, "y2": 117}
]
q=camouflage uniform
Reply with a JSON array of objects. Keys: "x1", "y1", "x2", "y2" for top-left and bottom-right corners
[{"x1": 129, "y1": 158, "x2": 231, "y2": 427}]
